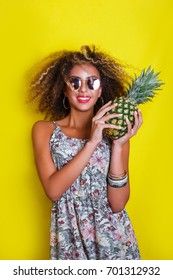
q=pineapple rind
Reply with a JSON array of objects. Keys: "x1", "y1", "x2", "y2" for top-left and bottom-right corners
[{"x1": 105, "y1": 97, "x2": 137, "y2": 140}]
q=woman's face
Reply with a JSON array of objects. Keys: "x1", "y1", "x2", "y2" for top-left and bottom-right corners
[{"x1": 64, "y1": 63, "x2": 102, "y2": 112}]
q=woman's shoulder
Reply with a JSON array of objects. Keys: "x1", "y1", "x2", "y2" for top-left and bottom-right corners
[
  {"x1": 32, "y1": 120, "x2": 55, "y2": 140},
  {"x1": 32, "y1": 120, "x2": 54, "y2": 130}
]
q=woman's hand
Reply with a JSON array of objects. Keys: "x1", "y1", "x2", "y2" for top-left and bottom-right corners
[
  {"x1": 89, "y1": 101, "x2": 122, "y2": 146},
  {"x1": 113, "y1": 109, "x2": 143, "y2": 146}
]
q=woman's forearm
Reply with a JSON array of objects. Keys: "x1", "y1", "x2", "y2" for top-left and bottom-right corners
[
  {"x1": 107, "y1": 141, "x2": 130, "y2": 212},
  {"x1": 109, "y1": 144, "x2": 125, "y2": 175},
  {"x1": 43, "y1": 141, "x2": 98, "y2": 201}
]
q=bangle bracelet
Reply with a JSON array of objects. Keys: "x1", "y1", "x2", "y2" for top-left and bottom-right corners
[
  {"x1": 108, "y1": 171, "x2": 126, "y2": 179},
  {"x1": 107, "y1": 173, "x2": 128, "y2": 188}
]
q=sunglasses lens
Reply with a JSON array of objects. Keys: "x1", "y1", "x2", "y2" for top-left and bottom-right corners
[
  {"x1": 69, "y1": 77, "x2": 81, "y2": 90},
  {"x1": 87, "y1": 77, "x2": 100, "y2": 90},
  {"x1": 88, "y1": 78, "x2": 100, "y2": 90}
]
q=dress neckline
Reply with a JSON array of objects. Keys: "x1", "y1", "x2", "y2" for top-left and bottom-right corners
[{"x1": 53, "y1": 122, "x2": 88, "y2": 142}]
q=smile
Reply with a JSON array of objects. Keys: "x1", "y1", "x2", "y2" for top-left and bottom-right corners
[{"x1": 77, "y1": 97, "x2": 91, "y2": 103}]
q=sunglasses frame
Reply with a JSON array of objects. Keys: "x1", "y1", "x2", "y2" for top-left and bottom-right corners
[{"x1": 65, "y1": 76, "x2": 101, "y2": 92}]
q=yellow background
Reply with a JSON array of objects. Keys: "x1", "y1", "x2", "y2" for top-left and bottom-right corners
[{"x1": 0, "y1": 0, "x2": 172, "y2": 260}]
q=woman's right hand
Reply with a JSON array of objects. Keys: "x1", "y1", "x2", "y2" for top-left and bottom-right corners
[{"x1": 89, "y1": 101, "x2": 122, "y2": 146}]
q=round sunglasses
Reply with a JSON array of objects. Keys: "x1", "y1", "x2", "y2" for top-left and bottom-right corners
[{"x1": 65, "y1": 76, "x2": 101, "y2": 92}]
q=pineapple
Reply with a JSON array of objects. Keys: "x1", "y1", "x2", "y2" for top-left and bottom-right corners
[{"x1": 105, "y1": 66, "x2": 164, "y2": 140}]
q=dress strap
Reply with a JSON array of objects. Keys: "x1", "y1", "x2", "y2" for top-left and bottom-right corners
[{"x1": 52, "y1": 121, "x2": 58, "y2": 127}]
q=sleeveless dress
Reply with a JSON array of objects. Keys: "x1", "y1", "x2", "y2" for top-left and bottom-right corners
[{"x1": 49, "y1": 123, "x2": 140, "y2": 260}]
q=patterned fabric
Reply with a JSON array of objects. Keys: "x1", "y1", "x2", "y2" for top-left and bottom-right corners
[{"x1": 49, "y1": 124, "x2": 140, "y2": 260}]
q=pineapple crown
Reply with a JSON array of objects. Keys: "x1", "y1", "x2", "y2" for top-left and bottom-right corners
[{"x1": 126, "y1": 66, "x2": 164, "y2": 105}]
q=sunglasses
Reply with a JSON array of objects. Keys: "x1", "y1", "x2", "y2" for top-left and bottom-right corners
[{"x1": 65, "y1": 76, "x2": 101, "y2": 92}]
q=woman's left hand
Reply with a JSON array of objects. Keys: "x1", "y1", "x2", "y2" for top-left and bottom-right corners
[{"x1": 113, "y1": 109, "x2": 143, "y2": 145}]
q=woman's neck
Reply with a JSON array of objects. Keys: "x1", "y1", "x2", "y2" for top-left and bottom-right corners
[{"x1": 66, "y1": 108, "x2": 94, "y2": 130}]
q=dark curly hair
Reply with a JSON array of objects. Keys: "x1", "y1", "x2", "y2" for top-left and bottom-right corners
[{"x1": 28, "y1": 45, "x2": 132, "y2": 120}]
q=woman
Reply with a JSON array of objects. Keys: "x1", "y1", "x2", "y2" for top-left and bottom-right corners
[{"x1": 29, "y1": 45, "x2": 142, "y2": 259}]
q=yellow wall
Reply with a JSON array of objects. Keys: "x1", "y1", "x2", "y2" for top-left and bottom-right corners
[{"x1": 0, "y1": 0, "x2": 172, "y2": 260}]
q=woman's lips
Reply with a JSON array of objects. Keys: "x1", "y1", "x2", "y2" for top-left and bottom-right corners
[{"x1": 77, "y1": 96, "x2": 91, "y2": 103}]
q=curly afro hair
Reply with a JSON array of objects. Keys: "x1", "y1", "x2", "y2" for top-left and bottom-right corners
[{"x1": 28, "y1": 45, "x2": 131, "y2": 120}]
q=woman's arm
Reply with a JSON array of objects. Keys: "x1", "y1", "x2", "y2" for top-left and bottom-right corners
[
  {"x1": 32, "y1": 121, "x2": 98, "y2": 201},
  {"x1": 32, "y1": 102, "x2": 120, "y2": 201},
  {"x1": 107, "y1": 110, "x2": 143, "y2": 213},
  {"x1": 107, "y1": 140, "x2": 130, "y2": 212}
]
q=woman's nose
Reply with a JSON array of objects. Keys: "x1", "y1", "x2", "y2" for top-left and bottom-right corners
[{"x1": 79, "y1": 80, "x2": 87, "y2": 93}]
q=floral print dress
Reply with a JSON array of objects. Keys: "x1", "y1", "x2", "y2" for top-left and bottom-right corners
[{"x1": 49, "y1": 123, "x2": 140, "y2": 260}]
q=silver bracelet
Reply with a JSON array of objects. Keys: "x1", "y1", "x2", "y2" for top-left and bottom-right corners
[{"x1": 107, "y1": 173, "x2": 128, "y2": 188}]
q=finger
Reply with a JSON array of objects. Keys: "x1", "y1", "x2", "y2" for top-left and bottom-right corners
[
  {"x1": 94, "y1": 112, "x2": 121, "y2": 125},
  {"x1": 125, "y1": 117, "x2": 132, "y2": 134},
  {"x1": 104, "y1": 123, "x2": 123, "y2": 130},
  {"x1": 133, "y1": 110, "x2": 143, "y2": 132},
  {"x1": 101, "y1": 113, "x2": 122, "y2": 123},
  {"x1": 137, "y1": 109, "x2": 143, "y2": 126},
  {"x1": 128, "y1": 112, "x2": 140, "y2": 136},
  {"x1": 94, "y1": 102, "x2": 117, "y2": 120},
  {"x1": 95, "y1": 120, "x2": 123, "y2": 130},
  {"x1": 96, "y1": 101, "x2": 112, "y2": 114},
  {"x1": 133, "y1": 111, "x2": 139, "y2": 129},
  {"x1": 100, "y1": 100, "x2": 112, "y2": 109}
]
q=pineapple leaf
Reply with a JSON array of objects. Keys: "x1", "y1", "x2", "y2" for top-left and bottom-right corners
[{"x1": 127, "y1": 66, "x2": 164, "y2": 105}]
